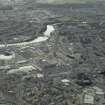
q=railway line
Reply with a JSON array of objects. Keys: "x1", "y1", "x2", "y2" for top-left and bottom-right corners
[{"x1": 0, "y1": 23, "x2": 55, "y2": 48}]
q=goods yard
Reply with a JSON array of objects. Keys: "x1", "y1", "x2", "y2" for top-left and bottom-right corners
[{"x1": 0, "y1": 0, "x2": 105, "y2": 105}]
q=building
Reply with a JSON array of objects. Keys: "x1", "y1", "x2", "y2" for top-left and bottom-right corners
[{"x1": 0, "y1": 50, "x2": 15, "y2": 68}]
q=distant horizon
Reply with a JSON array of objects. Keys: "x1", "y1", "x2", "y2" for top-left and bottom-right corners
[
  {"x1": 0, "y1": 0, "x2": 103, "y2": 5},
  {"x1": 36, "y1": 0, "x2": 102, "y2": 4}
]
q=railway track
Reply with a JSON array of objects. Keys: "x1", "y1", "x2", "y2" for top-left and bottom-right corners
[
  {"x1": 0, "y1": 22, "x2": 55, "y2": 48},
  {"x1": 0, "y1": 20, "x2": 46, "y2": 45}
]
